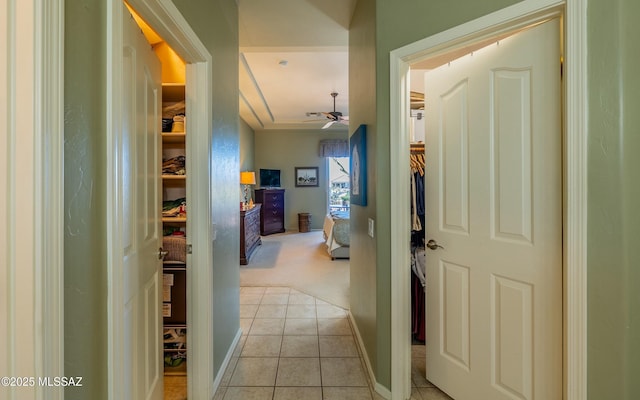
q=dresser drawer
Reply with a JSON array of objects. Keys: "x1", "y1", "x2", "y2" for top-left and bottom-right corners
[
  {"x1": 261, "y1": 197, "x2": 283, "y2": 211},
  {"x1": 264, "y1": 221, "x2": 284, "y2": 233},
  {"x1": 255, "y1": 189, "x2": 285, "y2": 235},
  {"x1": 262, "y1": 202, "x2": 283, "y2": 212},
  {"x1": 264, "y1": 208, "x2": 283, "y2": 218},
  {"x1": 240, "y1": 204, "x2": 262, "y2": 265},
  {"x1": 264, "y1": 192, "x2": 283, "y2": 203},
  {"x1": 245, "y1": 229, "x2": 259, "y2": 245}
]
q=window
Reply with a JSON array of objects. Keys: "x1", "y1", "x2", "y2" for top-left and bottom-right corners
[{"x1": 327, "y1": 157, "x2": 350, "y2": 212}]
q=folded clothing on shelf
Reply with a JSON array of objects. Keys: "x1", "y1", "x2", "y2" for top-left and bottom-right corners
[
  {"x1": 162, "y1": 235, "x2": 186, "y2": 263},
  {"x1": 163, "y1": 198, "x2": 186, "y2": 218},
  {"x1": 162, "y1": 155, "x2": 186, "y2": 175}
]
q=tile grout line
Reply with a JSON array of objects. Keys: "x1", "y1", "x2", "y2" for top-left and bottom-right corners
[{"x1": 225, "y1": 286, "x2": 376, "y2": 400}]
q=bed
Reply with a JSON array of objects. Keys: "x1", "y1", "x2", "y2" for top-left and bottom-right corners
[{"x1": 322, "y1": 212, "x2": 350, "y2": 259}]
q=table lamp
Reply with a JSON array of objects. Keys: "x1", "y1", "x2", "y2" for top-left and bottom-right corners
[{"x1": 240, "y1": 171, "x2": 256, "y2": 209}]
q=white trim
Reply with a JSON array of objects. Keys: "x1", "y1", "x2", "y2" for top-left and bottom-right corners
[
  {"x1": 393, "y1": 0, "x2": 564, "y2": 66},
  {"x1": 106, "y1": 2, "x2": 126, "y2": 398},
  {"x1": 184, "y1": 60, "x2": 214, "y2": 399},
  {"x1": 213, "y1": 328, "x2": 243, "y2": 392},
  {"x1": 38, "y1": 0, "x2": 65, "y2": 398},
  {"x1": 107, "y1": 1, "x2": 214, "y2": 399},
  {"x1": 389, "y1": 54, "x2": 412, "y2": 400},
  {"x1": 129, "y1": 0, "x2": 210, "y2": 61},
  {"x1": 564, "y1": 0, "x2": 588, "y2": 399},
  {"x1": 389, "y1": 1, "x2": 587, "y2": 399},
  {"x1": 2, "y1": 0, "x2": 64, "y2": 399},
  {"x1": 348, "y1": 312, "x2": 392, "y2": 400}
]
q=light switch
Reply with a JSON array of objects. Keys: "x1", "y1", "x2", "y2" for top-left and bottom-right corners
[{"x1": 368, "y1": 218, "x2": 375, "y2": 238}]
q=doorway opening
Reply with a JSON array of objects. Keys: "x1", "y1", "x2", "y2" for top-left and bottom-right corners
[
  {"x1": 107, "y1": 1, "x2": 214, "y2": 399},
  {"x1": 126, "y1": 4, "x2": 190, "y2": 398},
  {"x1": 388, "y1": 3, "x2": 584, "y2": 399}
]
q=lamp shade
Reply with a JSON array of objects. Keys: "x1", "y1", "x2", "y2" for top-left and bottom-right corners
[{"x1": 240, "y1": 171, "x2": 256, "y2": 185}]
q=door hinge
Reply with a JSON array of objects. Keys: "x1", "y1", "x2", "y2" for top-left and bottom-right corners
[{"x1": 187, "y1": 244, "x2": 193, "y2": 254}]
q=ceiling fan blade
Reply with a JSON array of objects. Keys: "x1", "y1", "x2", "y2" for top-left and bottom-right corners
[
  {"x1": 322, "y1": 120, "x2": 336, "y2": 129},
  {"x1": 322, "y1": 112, "x2": 338, "y2": 121}
]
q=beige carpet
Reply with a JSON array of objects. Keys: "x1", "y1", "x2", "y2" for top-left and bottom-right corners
[{"x1": 240, "y1": 230, "x2": 350, "y2": 309}]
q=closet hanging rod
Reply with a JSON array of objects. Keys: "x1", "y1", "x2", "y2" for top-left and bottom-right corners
[{"x1": 410, "y1": 142, "x2": 425, "y2": 154}]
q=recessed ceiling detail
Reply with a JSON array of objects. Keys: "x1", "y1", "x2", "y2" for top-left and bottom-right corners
[{"x1": 239, "y1": 0, "x2": 356, "y2": 132}]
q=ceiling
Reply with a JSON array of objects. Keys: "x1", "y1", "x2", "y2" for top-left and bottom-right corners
[{"x1": 238, "y1": 0, "x2": 357, "y2": 132}]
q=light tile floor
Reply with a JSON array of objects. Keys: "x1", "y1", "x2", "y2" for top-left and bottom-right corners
[{"x1": 213, "y1": 286, "x2": 452, "y2": 400}]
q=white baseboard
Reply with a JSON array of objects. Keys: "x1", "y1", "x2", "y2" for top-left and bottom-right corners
[
  {"x1": 348, "y1": 311, "x2": 392, "y2": 400},
  {"x1": 211, "y1": 328, "x2": 242, "y2": 397}
]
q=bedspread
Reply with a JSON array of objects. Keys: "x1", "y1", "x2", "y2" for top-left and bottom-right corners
[{"x1": 323, "y1": 212, "x2": 350, "y2": 259}]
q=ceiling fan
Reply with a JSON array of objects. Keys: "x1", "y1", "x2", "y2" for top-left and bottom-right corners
[{"x1": 306, "y1": 92, "x2": 349, "y2": 129}]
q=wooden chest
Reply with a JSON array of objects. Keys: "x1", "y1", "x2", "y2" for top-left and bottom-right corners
[{"x1": 255, "y1": 189, "x2": 285, "y2": 235}]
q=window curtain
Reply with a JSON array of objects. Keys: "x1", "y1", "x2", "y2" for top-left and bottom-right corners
[{"x1": 318, "y1": 139, "x2": 349, "y2": 157}]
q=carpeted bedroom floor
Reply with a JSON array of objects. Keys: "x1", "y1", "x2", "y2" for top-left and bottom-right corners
[{"x1": 239, "y1": 230, "x2": 350, "y2": 309}]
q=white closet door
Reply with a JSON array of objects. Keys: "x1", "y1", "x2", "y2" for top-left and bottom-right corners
[
  {"x1": 424, "y1": 18, "x2": 562, "y2": 400},
  {"x1": 121, "y1": 6, "x2": 164, "y2": 400}
]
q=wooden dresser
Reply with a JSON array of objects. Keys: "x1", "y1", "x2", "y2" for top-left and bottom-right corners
[
  {"x1": 240, "y1": 204, "x2": 262, "y2": 265},
  {"x1": 255, "y1": 189, "x2": 285, "y2": 235}
]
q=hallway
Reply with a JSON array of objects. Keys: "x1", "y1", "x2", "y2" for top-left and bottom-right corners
[{"x1": 213, "y1": 286, "x2": 451, "y2": 400}]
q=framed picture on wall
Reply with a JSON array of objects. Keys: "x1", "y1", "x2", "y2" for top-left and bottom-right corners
[
  {"x1": 295, "y1": 167, "x2": 319, "y2": 187},
  {"x1": 350, "y1": 124, "x2": 367, "y2": 206}
]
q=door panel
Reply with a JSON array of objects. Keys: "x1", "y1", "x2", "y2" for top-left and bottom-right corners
[
  {"x1": 440, "y1": 81, "x2": 470, "y2": 235},
  {"x1": 440, "y1": 261, "x2": 470, "y2": 370},
  {"x1": 425, "y1": 18, "x2": 562, "y2": 400},
  {"x1": 122, "y1": 6, "x2": 163, "y2": 400},
  {"x1": 491, "y1": 69, "x2": 533, "y2": 243},
  {"x1": 491, "y1": 275, "x2": 533, "y2": 398}
]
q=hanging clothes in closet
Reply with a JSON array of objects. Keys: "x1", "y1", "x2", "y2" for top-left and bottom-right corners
[{"x1": 410, "y1": 142, "x2": 426, "y2": 343}]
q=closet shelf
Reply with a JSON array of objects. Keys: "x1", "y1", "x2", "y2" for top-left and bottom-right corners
[
  {"x1": 162, "y1": 132, "x2": 186, "y2": 143},
  {"x1": 162, "y1": 175, "x2": 186, "y2": 188},
  {"x1": 162, "y1": 83, "x2": 185, "y2": 102},
  {"x1": 163, "y1": 174, "x2": 186, "y2": 179},
  {"x1": 163, "y1": 362, "x2": 187, "y2": 376},
  {"x1": 163, "y1": 217, "x2": 187, "y2": 223}
]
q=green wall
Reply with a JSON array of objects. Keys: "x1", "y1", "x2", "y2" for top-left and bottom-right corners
[
  {"x1": 587, "y1": 0, "x2": 640, "y2": 398},
  {"x1": 240, "y1": 118, "x2": 256, "y2": 173},
  {"x1": 64, "y1": 0, "x2": 240, "y2": 396},
  {"x1": 240, "y1": 118, "x2": 256, "y2": 207},
  {"x1": 254, "y1": 129, "x2": 348, "y2": 230},
  {"x1": 348, "y1": 0, "x2": 380, "y2": 382},
  {"x1": 172, "y1": 0, "x2": 241, "y2": 376},
  {"x1": 64, "y1": 1, "x2": 108, "y2": 397}
]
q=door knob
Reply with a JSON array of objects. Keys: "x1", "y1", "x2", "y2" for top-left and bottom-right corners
[
  {"x1": 426, "y1": 239, "x2": 444, "y2": 250},
  {"x1": 158, "y1": 247, "x2": 169, "y2": 260}
]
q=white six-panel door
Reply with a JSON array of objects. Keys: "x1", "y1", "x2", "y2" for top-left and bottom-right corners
[
  {"x1": 121, "y1": 7, "x2": 163, "y2": 400},
  {"x1": 424, "y1": 19, "x2": 562, "y2": 400}
]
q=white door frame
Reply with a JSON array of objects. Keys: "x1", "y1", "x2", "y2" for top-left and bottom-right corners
[
  {"x1": 2, "y1": 1, "x2": 65, "y2": 399},
  {"x1": 389, "y1": 1, "x2": 587, "y2": 399},
  {"x1": 106, "y1": 1, "x2": 214, "y2": 399}
]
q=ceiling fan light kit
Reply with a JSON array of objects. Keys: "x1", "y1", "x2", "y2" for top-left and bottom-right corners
[{"x1": 306, "y1": 92, "x2": 349, "y2": 129}]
